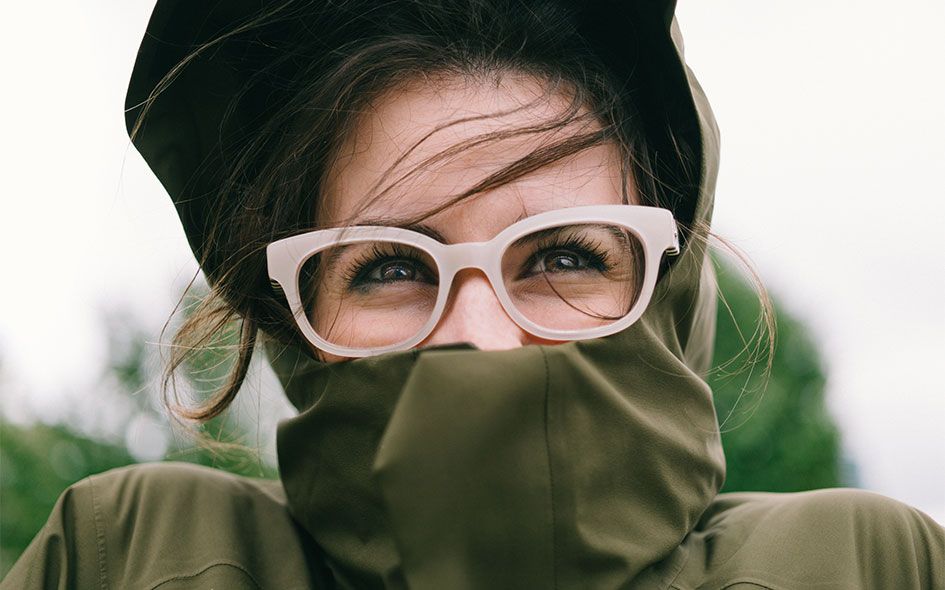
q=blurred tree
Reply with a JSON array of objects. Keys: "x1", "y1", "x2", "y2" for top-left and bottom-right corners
[
  {"x1": 708, "y1": 256, "x2": 844, "y2": 492},
  {"x1": 101, "y1": 292, "x2": 279, "y2": 478},
  {"x1": 1, "y1": 288, "x2": 277, "y2": 578}
]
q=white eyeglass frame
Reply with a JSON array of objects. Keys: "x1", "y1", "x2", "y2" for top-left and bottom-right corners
[{"x1": 267, "y1": 204, "x2": 680, "y2": 358}]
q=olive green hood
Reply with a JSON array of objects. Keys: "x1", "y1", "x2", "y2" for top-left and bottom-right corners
[
  {"x1": 261, "y1": 10, "x2": 724, "y2": 589},
  {"x1": 125, "y1": 0, "x2": 724, "y2": 587}
]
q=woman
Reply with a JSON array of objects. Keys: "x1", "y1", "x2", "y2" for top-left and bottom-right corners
[{"x1": 4, "y1": 1, "x2": 942, "y2": 588}]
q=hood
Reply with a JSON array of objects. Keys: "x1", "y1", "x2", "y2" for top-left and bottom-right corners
[{"x1": 126, "y1": 1, "x2": 723, "y2": 587}]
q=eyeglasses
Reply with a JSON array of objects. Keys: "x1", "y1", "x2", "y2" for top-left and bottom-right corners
[{"x1": 267, "y1": 204, "x2": 680, "y2": 357}]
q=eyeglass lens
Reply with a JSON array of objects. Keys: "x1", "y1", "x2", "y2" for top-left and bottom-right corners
[{"x1": 297, "y1": 223, "x2": 645, "y2": 350}]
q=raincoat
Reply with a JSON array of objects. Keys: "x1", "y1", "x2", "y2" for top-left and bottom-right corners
[{"x1": 4, "y1": 1, "x2": 942, "y2": 588}]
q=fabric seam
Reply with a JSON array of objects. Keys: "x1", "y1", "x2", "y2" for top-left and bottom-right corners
[
  {"x1": 669, "y1": 582, "x2": 773, "y2": 590},
  {"x1": 539, "y1": 346, "x2": 558, "y2": 590},
  {"x1": 668, "y1": 576, "x2": 782, "y2": 590},
  {"x1": 88, "y1": 476, "x2": 110, "y2": 590},
  {"x1": 658, "y1": 544, "x2": 692, "y2": 590},
  {"x1": 149, "y1": 561, "x2": 265, "y2": 589}
]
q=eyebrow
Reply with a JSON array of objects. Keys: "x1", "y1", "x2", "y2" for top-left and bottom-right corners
[
  {"x1": 352, "y1": 219, "x2": 449, "y2": 243},
  {"x1": 513, "y1": 224, "x2": 630, "y2": 247},
  {"x1": 351, "y1": 217, "x2": 630, "y2": 246},
  {"x1": 351, "y1": 208, "x2": 539, "y2": 244}
]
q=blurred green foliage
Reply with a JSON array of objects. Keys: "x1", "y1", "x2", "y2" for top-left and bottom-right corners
[
  {"x1": 0, "y1": 259, "x2": 845, "y2": 578},
  {"x1": 0, "y1": 290, "x2": 276, "y2": 577},
  {"x1": 707, "y1": 259, "x2": 843, "y2": 492},
  {"x1": 100, "y1": 298, "x2": 278, "y2": 479},
  {"x1": 0, "y1": 420, "x2": 135, "y2": 575}
]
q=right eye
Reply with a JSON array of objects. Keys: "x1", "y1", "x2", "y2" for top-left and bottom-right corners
[
  {"x1": 341, "y1": 243, "x2": 438, "y2": 291},
  {"x1": 360, "y1": 258, "x2": 427, "y2": 284}
]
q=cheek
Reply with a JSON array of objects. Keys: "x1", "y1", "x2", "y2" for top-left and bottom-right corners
[{"x1": 311, "y1": 288, "x2": 439, "y2": 351}]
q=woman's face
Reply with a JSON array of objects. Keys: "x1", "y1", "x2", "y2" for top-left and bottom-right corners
[{"x1": 318, "y1": 72, "x2": 631, "y2": 362}]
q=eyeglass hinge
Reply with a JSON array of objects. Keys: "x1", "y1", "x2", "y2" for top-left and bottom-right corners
[{"x1": 667, "y1": 226, "x2": 681, "y2": 256}]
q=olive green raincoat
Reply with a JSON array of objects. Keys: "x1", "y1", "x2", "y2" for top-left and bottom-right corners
[{"x1": 4, "y1": 1, "x2": 942, "y2": 588}]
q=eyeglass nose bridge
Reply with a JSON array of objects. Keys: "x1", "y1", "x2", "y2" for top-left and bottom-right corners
[
  {"x1": 432, "y1": 238, "x2": 512, "y2": 294},
  {"x1": 423, "y1": 238, "x2": 532, "y2": 342},
  {"x1": 437, "y1": 239, "x2": 498, "y2": 273}
]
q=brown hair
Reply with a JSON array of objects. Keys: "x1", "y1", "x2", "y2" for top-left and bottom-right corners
[{"x1": 143, "y1": 0, "x2": 773, "y2": 427}]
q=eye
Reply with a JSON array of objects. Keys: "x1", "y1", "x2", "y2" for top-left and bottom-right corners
[
  {"x1": 520, "y1": 237, "x2": 610, "y2": 279},
  {"x1": 537, "y1": 249, "x2": 591, "y2": 273},
  {"x1": 367, "y1": 259, "x2": 424, "y2": 282},
  {"x1": 342, "y1": 243, "x2": 438, "y2": 291}
]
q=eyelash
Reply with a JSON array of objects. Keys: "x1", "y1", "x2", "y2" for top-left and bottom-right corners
[
  {"x1": 341, "y1": 234, "x2": 613, "y2": 290},
  {"x1": 520, "y1": 234, "x2": 612, "y2": 278},
  {"x1": 342, "y1": 243, "x2": 433, "y2": 290}
]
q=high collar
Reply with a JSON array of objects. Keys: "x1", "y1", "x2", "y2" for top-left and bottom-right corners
[{"x1": 265, "y1": 217, "x2": 724, "y2": 587}]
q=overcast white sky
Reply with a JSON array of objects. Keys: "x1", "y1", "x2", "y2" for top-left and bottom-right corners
[{"x1": 0, "y1": 1, "x2": 942, "y2": 522}]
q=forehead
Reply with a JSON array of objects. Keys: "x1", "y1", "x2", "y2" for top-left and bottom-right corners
[{"x1": 320, "y1": 71, "x2": 626, "y2": 235}]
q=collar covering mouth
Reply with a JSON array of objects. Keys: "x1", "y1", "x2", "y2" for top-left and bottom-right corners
[
  {"x1": 264, "y1": 17, "x2": 724, "y2": 571},
  {"x1": 265, "y1": 236, "x2": 725, "y2": 587}
]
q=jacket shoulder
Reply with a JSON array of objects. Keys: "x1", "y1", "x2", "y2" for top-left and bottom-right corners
[
  {"x1": 2, "y1": 462, "x2": 330, "y2": 590},
  {"x1": 670, "y1": 488, "x2": 944, "y2": 590},
  {"x1": 86, "y1": 460, "x2": 288, "y2": 517}
]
